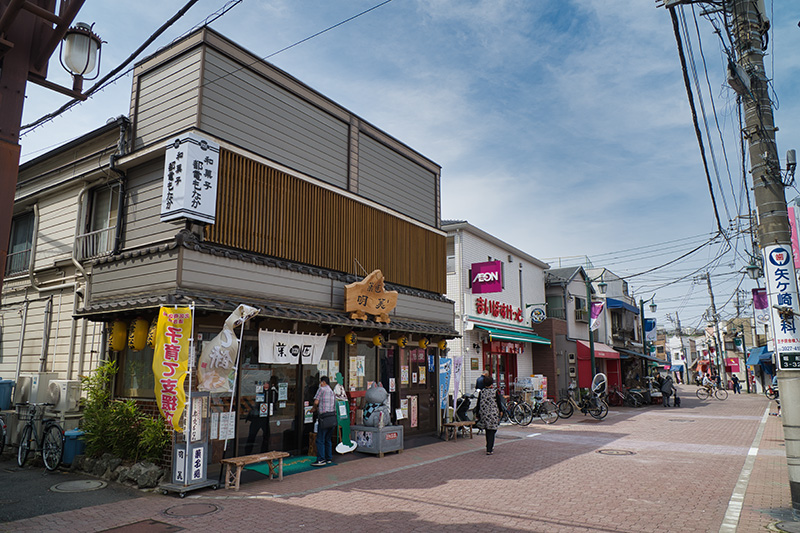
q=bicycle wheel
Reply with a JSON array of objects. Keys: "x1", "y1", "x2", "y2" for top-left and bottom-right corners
[
  {"x1": 766, "y1": 389, "x2": 778, "y2": 401},
  {"x1": 696, "y1": 387, "x2": 710, "y2": 400},
  {"x1": 714, "y1": 388, "x2": 728, "y2": 400},
  {"x1": 625, "y1": 392, "x2": 643, "y2": 408},
  {"x1": 513, "y1": 403, "x2": 533, "y2": 426},
  {"x1": 42, "y1": 424, "x2": 64, "y2": 471},
  {"x1": 538, "y1": 400, "x2": 559, "y2": 424},
  {"x1": 17, "y1": 424, "x2": 32, "y2": 467},
  {"x1": 504, "y1": 400, "x2": 519, "y2": 424},
  {"x1": 589, "y1": 400, "x2": 608, "y2": 420},
  {"x1": 557, "y1": 399, "x2": 574, "y2": 419},
  {"x1": 608, "y1": 392, "x2": 622, "y2": 407}
]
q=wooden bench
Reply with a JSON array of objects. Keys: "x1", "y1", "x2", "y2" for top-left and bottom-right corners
[
  {"x1": 443, "y1": 421, "x2": 475, "y2": 441},
  {"x1": 220, "y1": 451, "x2": 291, "y2": 491}
]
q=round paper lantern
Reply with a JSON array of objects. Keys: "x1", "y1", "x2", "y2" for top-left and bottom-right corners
[
  {"x1": 397, "y1": 335, "x2": 408, "y2": 348},
  {"x1": 437, "y1": 339, "x2": 447, "y2": 351},
  {"x1": 344, "y1": 331, "x2": 357, "y2": 345},
  {"x1": 127, "y1": 317, "x2": 149, "y2": 351},
  {"x1": 108, "y1": 320, "x2": 127, "y2": 352},
  {"x1": 147, "y1": 318, "x2": 158, "y2": 348},
  {"x1": 418, "y1": 338, "x2": 430, "y2": 349},
  {"x1": 372, "y1": 334, "x2": 384, "y2": 347}
]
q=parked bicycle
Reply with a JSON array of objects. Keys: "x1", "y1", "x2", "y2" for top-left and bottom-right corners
[
  {"x1": 557, "y1": 390, "x2": 608, "y2": 420},
  {"x1": 765, "y1": 383, "x2": 778, "y2": 401},
  {"x1": 606, "y1": 385, "x2": 645, "y2": 408},
  {"x1": 16, "y1": 402, "x2": 64, "y2": 471},
  {"x1": 511, "y1": 396, "x2": 559, "y2": 425},
  {"x1": 696, "y1": 385, "x2": 728, "y2": 401}
]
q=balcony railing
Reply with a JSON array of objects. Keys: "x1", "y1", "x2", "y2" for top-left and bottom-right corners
[
  {"x1": 547, "y1": 308, "x2": 566, "y2": 320},
  {"x1": 575, "y1": 308, "x2": 589, "y2": 323},
  {"x1": 4, "y1": 248, "x2": 31, "y2": 276},
  {"x1": 75, "y1": 226, "x2": 115, "y2": 261}
]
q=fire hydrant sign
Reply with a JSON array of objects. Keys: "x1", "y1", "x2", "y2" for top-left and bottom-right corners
[
  {"x1": 763, "y1": 244, "x2": 800, "y2": 369},
  {"x1": 153, "y1": 306, "x2": 193, "y2": 431},
  {"x1": 161, "y1": 132, "x2": 219, "y2": 224}
]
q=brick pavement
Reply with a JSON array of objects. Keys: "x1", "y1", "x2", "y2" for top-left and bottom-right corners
[{"x1": 2, "y1": 385, "x2": 796, "y2": 533}]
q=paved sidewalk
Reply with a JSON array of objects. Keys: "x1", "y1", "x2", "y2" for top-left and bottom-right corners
[{"x1": 2, "y1": 386, "x2": 797, "y2": 532}]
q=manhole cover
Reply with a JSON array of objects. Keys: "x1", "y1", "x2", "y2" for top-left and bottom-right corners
[
  {"x1": 163, "y1": 503, "x2": 220, "y2": 517},
  {"x1": 669, "y1": 419, "x2": 695, "y2": 423},
  {"x1": 51, "y1": 480, "x2": 108, "y2": 493},
  {"x1": 597, "y1": 449, "x2": 636, "y2": 456},
  {"x1": 775, "y1": 520, "x2": 800, "y2": 533}
]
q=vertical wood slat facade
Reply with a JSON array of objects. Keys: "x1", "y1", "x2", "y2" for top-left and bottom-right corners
[{"x1": 206, "y1": 150, "x2": 445, "y2": 294}]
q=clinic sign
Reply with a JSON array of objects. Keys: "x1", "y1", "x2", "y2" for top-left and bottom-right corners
[
  {"x1": 763, "y1": 244, "x2": 800, "y2": 369},
  {"x1": 161, "y1": 133, "x2": 219, "y2": 223},
  {"x1": 471, "y1": 260, "x2": 503, "y2": 294}
]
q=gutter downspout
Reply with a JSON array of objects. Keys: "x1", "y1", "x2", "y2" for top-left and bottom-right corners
[
  {"x1": 38, "y1": 295, "x2": 52, "y2": 372},
  {"x1": 14, "y1": 299, "x2": 30, "y2": 385}
]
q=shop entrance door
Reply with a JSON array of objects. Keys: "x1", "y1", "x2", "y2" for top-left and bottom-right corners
[
  {"x1": 483, "y1": 349, "x2": 518, "y2": 396},
  {"x1": 397, "y1": 347, "x2": 436, "y2": 435}
]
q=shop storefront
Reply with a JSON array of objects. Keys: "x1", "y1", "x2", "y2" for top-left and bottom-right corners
[{"x1": 576, "y1": 340, "x2": 620, "y2": 389}]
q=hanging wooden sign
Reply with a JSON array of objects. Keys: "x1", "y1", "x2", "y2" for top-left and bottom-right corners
[{"x1": 344, "y1": 269, "x2": 398, "y2": 323}]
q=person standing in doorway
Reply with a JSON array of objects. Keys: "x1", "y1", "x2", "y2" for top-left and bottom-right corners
[
  {"x1": 312, "y1": 376, "x2": 336, "y2": 467},
  {"x1": 478, "y1": 376, "x2": 501, "y2": 455},
  {"x1": 475, "y1": 369, "x2": 490, "y2": 391}
]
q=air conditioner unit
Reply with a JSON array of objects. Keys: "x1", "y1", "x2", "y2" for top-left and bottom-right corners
[
  {"x1": 48, "y1": 380, "x2": 81, "y2": 413},
  {"x1": 13, "y1": 372, "x2": 59, "y2": 405}
]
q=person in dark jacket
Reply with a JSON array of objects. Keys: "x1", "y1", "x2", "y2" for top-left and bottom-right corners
[
  {"x1": 477, "y1": 376, "x2": 501, "y2": 455},
  {"x1": 661, "y1": 375, "x2": 676, "y2": 407},
  {"x1": 475, "y1": 370, "x2": 490, "y2": 391}
]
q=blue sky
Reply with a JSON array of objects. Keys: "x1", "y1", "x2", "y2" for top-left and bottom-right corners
[{"x1": 18, "y1": 1, "x2": 800, "y2": 333}]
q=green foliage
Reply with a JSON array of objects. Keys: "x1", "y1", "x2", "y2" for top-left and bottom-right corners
[{"x1": 80, "y1": 360, "x2": 170, "y2": 462}]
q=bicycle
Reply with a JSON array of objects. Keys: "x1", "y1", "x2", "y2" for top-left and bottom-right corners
[
  {"x1": 696, "y1": 385, "x2": 728, "y2": 401},
  {"x1": 765, "y1": 384, "x2": 778, "y2": 401},
  {"x1": 606, "y1": 386, "x2": 645, "y2": 408},
  {"x1": 16, "y1": 402, "x2": 65, "y2": 471},
  {"x1": 557, "y1": 391, "x2": 608, "y2": 420},
  {"x1": 511, "y1": 395, "x2": 559, "y2": 425}
]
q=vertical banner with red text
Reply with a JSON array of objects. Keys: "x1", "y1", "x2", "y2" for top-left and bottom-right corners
[{"x1": 153, "y1": 306, "x2": 193, "y2": 432}]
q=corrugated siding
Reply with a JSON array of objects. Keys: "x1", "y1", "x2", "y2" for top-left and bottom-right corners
[
  {"x1": 198, "y1": 48, "x2": 349, "y2": 188},
  {"x1": 358, "y1": 134, "x2": 437, "y2": 227},
  {"x1": 132, "y1": 48, "x2": 202, "y2": 150},
  {"x1": 90, "y1": 250, "x2": 179, "y2": 302},
  {"x1": 124, "y1": 159, "x2": 182, "y2": 249},
  {"x1": 205, "y1": 151, "x2": 445, "y2": 294}
]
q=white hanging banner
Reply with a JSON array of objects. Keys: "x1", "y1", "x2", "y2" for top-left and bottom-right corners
[
  {"x1": 161, "y1": 132, "x2": 220, "y2": 223},
  {"x1": 258, "y1": 330, "x2": 328, "y2": 365}
]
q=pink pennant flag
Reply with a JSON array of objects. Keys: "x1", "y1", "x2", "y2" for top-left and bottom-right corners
[{"x1": 590, "y1": 301, "x2": 605, "y2": 331}]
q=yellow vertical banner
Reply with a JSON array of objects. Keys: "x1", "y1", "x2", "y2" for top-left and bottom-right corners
[{"x1": 152, "y1": 306, "x2": 193, "y2": 432}]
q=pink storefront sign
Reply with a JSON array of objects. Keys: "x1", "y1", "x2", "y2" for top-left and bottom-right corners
[
  {"x1": 470, "y1": 260, "x2": 503, "y2": 294},
  {"x1": 725, "y1": 358, "x2": 740, "y2": 372}
]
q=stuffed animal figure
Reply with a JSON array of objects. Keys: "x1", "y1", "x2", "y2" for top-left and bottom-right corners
[{"x1": 363, "y1": 383, "x2": 391, "y2": 428}]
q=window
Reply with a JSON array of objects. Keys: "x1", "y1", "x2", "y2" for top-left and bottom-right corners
[
  {"x1": 546, "y1": 295, "x2": 565, "y2": 319},
  {"x1": 76, "y1": 185, "x2": 118, "y2": 260},
  {"x1": 116, "y1": 345, "x2": 156, "y2": 398},
  {"x1": 5, "y1": 212, "x2": 34, "y2": 276}
]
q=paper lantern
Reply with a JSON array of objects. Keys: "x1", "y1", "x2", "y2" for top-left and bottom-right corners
[
  {"x1": 345, "y1": 332, "x2": 357, "y2": 345},
  {"x1": 108, "y1": 320, "x2": 127, "y2": 352},
  {"x1": 437, "y1": 339, "x2": 447, "y2": 351},
  {"x1": 418, "y1": 338, "x2": 430, "y2": 349},
  {"x1": 397, "y1": 335, "x2": 408, "y2": 348},
  {"x1": 127, "y1": 317, "x2": 149, "y2": 351},
  {"x1": 372, "y1": 334, "x2": 385, "y2": 347},
  {"x1": 147, "y1": 318, "x2": 158, "y2": 348}
]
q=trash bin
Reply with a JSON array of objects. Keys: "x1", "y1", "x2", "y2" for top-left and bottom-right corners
[
  {"x1": 62, "y1": 429, "x2": 86, "y2": 465},
  {"x1": 0, "y1": 379, "x2": 14, "y2": 410}
]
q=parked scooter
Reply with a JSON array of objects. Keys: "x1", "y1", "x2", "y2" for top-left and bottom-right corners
[{"x1": 455, "y1": 392, "x2": 477, "y2": 422}]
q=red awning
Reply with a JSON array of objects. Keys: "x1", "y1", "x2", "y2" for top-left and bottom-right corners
[{"x1": 577, "y1": 340, "x2": 619, "y2": 360}]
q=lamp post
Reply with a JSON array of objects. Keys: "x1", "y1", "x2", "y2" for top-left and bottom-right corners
[
  {"x1": 0, "y1": 2, "x2": 98, "y2": 294},
  {"x1": 639, "y1": 296, "x2": 658, "y2": 364},
  {"x1": 585, "y1": 272, "x2": 608, "y2": 378}
]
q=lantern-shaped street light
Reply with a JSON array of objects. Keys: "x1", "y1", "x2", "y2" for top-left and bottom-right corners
[{"x1": 60, "y1": 22, "x2": 103, "y2": 92}]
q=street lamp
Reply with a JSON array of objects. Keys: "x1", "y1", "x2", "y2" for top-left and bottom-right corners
[
  {"x1": 639, "y1": 296, "x2": 657, "y2": 360},
  {"x1": 60, "y1": 22, "x2": 104, "y2": 92}
]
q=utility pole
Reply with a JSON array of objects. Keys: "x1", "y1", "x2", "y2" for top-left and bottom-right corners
[
  {"x1": 674, "y1": 313, "x2": 688, "y2": 384},
  {"x1": 728, "y1": 0, "x2": 800, "y2": 518},
  {"x1": 700, "y1": 273, "x2": 727, "y2": 386}
]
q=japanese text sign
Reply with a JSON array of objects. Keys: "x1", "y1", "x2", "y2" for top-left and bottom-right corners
[
  {"x1": 197, "y1": 304, "x2": 259, "y2": 392},
  {"x1": 161, "y1": 133, "x2": 219, "y2": 224},
  {"x1": 344, "y1": 269, "x2": 398, "y2": 323},
  {"x1": 470, "y1": 260, "x2": 503, "y2": 294},
  {"x1": 763, "y1": 244, "x2": 800, "y2": 369},
  {"x1": 152, "y1": 306, "x2": 192, "y2": 431},
  {"x1": 258, "y1": 330, "x2": 329, "y2": 365},
  {"x1": 473, "y1": 296, "x2": 524, "y2": 324}
]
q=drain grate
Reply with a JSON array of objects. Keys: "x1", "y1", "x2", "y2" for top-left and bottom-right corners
[
  {"x1": 597, "y1": 449, "x2": 636, "y2": 456},
  {"x1": 668, "y1": 419, "x2": 696, "y2": 423},
  {"x1": 51, "y1": 480, "x2": 107, "y2": 493},
  {"x1": 163, "y1": 503, "x2": 220, "y2": 517}
]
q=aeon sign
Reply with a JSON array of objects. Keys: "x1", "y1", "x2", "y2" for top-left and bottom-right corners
[{"x1": 471, "y1": 260, "x2": 503, "y2": 294}]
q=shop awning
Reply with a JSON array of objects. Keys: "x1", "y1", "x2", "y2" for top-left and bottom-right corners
[
  {"x1": 577, "y1": 340, "x2": 619, "y2": 359},
  {"x1": 606, "y1": 298, "x2": 640, "y2": 314},
  {"x1": 746, "y1": 346, "x2": 773, "y2": 366},
  {"x1": 617, "y1": 348, "x2": 668, "y2": 365},
  {"x1": 670, "y1": 364, "x2": 684, "y2": 372},
  {"x1": 475, "y1": 325, "x2": 551, "y2": 345}
]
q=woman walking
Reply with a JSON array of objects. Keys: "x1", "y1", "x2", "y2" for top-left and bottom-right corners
[{"x1": 478, "y1": 376, "x2": 501, "y2": 455}]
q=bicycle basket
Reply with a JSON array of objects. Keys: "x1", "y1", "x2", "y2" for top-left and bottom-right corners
[{"x1": 16, "y1": 404, "x2": 34, "y2": 421}]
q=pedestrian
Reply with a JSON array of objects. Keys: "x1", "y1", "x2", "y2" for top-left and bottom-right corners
[
  {"x1": 475, "y1": 369, "x2": 490, "y2": 391},
  {"x1": 477, "y1": 375, "x2": 501, "y2": 455},
  {"x1": 660, "y1": 375, "x2": 675, "y2": 407},
  {"x1": 312, "y1": 376, "x2": 336, "y2": 467},
  {"x1": 731, "y1": 374, "x2": 741, "y2": 394}
]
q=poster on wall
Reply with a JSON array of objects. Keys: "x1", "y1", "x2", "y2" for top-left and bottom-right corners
[
  {"x1": 356, "y1": 356, "x2": 365, "y2": 376},
  {"x1": 418, "y1": 366, "x2": 426, "y2": 385},
  {"x1": 389, "y1": 378, "x2": 396, "y2": 392},
  {"x1": 452, "y1": 356, "x2": 463, "y2": 414},
  {"x1": 210, "y1": 412, "x2": 219, "y2": 440},
  {"x1": 329, "y1": 360, "x2": 340, "y2": 378},
  {"x1": 409, "y1": 395, "x2": 418, "y2": 428},
  {"x1": 412, "y1": 372, "x2": 417, "y2": 384},
  {"x1": 401, "y1": 366, "x2": 409, "y2": 384},
  {"x1": 278, "y1": 382, "x2": 288, "y2": 401},
  {"x1": 400, "y1": 398, "x2": 409, "y2": 419},
  {"x1": 317, "y1": 359, "x2": 328, "y2": 376}
]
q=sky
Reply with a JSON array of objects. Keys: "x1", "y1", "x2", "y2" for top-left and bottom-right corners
[{"x1": 17, "y1": 0, "x2": 800, "y2": 336}]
